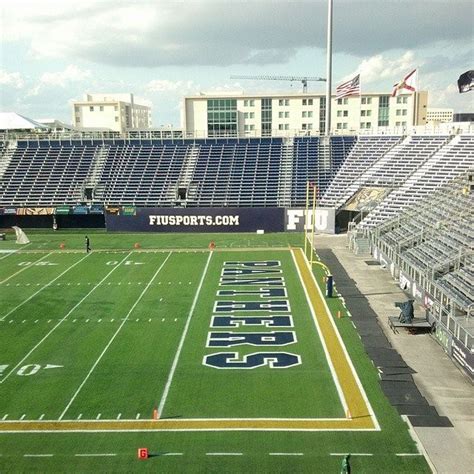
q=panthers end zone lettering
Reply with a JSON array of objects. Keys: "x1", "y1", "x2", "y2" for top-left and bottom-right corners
[{"x1": 203, "y1": 260, "x2": 301, "y2": 369}]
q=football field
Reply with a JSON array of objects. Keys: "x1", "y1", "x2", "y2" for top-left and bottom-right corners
[{"x1": 0, "y1": 232, "x2": 431, "y2": 472}]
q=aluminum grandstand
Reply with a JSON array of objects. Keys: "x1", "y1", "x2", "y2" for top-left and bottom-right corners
[{"x1": 0, "y1": 131, "x2": 472, "y2": 376}]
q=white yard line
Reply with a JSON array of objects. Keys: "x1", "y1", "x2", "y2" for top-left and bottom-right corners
[
  {"x1": 59, "y1": 252, "x2": 172, "y2": 420},
  {"x1": 330, "y1": 453, "x2": 373, "y2": 456},
  {"x1": 0, "y1": 252, "x2": 133, "y2": 385},
  {"x1": 0, "y1": 252, "x2": 54, "y2": 285},
  {"x1": 0, "y1": 243, "x2": 31, "y2": 260},
  {"x1": 24, "y1": 453, "x2": 54, "y2": 457},
  {"x1": 157, "y1": 251, "x2": 213, "y2": 415},
  {"x1": 0, "y1": 253, "x2": 90, "y2": 322},
  {"x1": 299, "y1": 247, "x2": 380, "y2": 431},
  {"x1": 206, "y1": 453, "x2": 243, "y2": 456},
  {"x1": 74, "y1": 453, "x2": 117, "y2": 457},
  {"x1": 290, "y1": 249, "x2": 348, "y2": 417},
  {"x1": 269, "y1": 453, "x2": 303, "y2": 456}
]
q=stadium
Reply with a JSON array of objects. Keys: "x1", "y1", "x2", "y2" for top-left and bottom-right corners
[{"x1": 0, "y1": 1, "x2": 473, "y2": 473}]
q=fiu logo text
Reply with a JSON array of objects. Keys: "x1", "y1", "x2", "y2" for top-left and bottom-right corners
[{"x1": 203, "y1": 260, "x2": 301, "y2": 370}]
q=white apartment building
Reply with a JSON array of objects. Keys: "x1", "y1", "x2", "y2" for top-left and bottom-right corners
[
  {"x1": 426, "y1": 107, "x2": 454, "y2": 124},
  {"x1": 182, "y1": 91, "x2": 428, "y2": 137},
  {"x1": 72, "y1": 93, "x2": 151, "y2": 134}
]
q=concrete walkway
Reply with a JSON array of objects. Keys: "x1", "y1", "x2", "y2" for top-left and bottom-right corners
[{"x1": 314, "y1": 234, "x2": 473, "y2": 474}]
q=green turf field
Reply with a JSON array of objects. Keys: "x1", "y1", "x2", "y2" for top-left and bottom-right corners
[{"x1": 0, "y1": 232, "x2": 430, "y2": 472}]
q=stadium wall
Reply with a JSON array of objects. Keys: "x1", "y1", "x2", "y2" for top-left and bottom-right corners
[{"x1": 105, "y1": 207, "x2": 336, "y2": 233}]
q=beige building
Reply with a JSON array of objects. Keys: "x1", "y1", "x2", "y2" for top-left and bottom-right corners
[
  {"x1": 72, "y1": 93, "x2": 151, "y2": 134},
  {"x1": 426, "y1": 107, "x2": 454, "y2": 124},
  {"x1": 182, "y1": 91, "x2": 428, "y2": 137}
]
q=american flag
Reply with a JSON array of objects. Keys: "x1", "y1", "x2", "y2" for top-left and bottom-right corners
[{"x1": 336, "y1": 74, "x2": 360, "y2": 99}]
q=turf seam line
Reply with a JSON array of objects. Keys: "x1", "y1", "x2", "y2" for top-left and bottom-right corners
[
  {"x1": 58, "y1": 251, "x2": 173, "y2": 420},
  {"x1": 0, "y1": 253, "x2": 91, "y2": 322},
  {"x1": 0, "y1": 251, "x2": 134, "y2": 385},
  {"x1": 158, "y1": 251, "x2": 213, "y2": 416}
]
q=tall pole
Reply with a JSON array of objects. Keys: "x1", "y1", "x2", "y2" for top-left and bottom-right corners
[
  {"x1": 310, "y1": 185, "x2": 317, "y2": 265},
  {"x1": 304, "y1": 181, "x2": 310, "y2": 256},
  {"x1": 324, "y1": 0, "x2": 333, "y2": 136}
]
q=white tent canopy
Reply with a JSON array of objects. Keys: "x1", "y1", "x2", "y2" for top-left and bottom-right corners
[{"x1": 0, "y1": 112, "x2": 47, "y2": 131}]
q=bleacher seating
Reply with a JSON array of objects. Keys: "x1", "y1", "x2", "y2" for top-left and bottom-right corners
[
  {"x1": 372, "y1": 172, "x2": 473, "y2": 312},
  {"x1": 359, "y1": 135, "x2": 474, "y2": 227},
  {"x1": 319, "y1": 135, "x2": 402, "y2": 208},
  {"x1": 0, "y1": 141, "x2": 96, "y2": 206},
  {"x1": 189, "y1": 138, "x2": 283, "y2": 207}
]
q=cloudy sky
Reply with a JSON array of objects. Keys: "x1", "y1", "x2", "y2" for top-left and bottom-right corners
[{"x1": 1, "y1": 0, "x2": 473, "y2": 126}]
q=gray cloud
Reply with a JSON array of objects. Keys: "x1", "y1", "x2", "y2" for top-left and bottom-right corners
[{"x1": 4, "y1": 1, "x2": 472, "y2": 67}]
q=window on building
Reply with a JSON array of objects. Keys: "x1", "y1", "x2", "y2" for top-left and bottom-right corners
[
  {"x1": 343, "y1": 110, "x2": 348, "y2": 117},
  {"x1": 114, "y1": 105, "x2": 118, "y2": 111},
  {"x1": 302, "y1": 111, "x2": 307, "y2": 118},
  {"x1": 302, "y1": 99, "x2": 307, "y2": 106},
  {"x1": 343, "y1": 98, "x2": 348, "y2": 105},
  {"x1": 279, "y1": 124, "x2": 284, "y2": 130},
  {"x1": 76, "y1": 117, "x2": 80, "y2": 123},
  {"x1": 244, "y1": 112, "x2": 249, "y2": 119},
  {"x1": 337, "y1": 99, "x2": 342, "y2": 105},
  {"x1": 308, "y1": 99, "x2": 313, "y2": 105},
  {"x1": 250, "y1": 99, "x2": 255, "y2": 106},
  {"x1": 402, "y1": 121, "x2": 406, "y2": 126},
  {"x1": 337, "y1": 122, "x2": 342, "y2": 129},
  {"x1": 89, "y1": 106, "x2": 94, "y2": 112},
  {"x1": 285, "y1": 124, "x2": 289, "y2": 130},
  {"x1": 285, "y1": 111, "x2": 289, "y2": 118},
  {"x1": 100, "y1": 106, "x2": 104, "y2": 111},
  {"x1": 337, "y1": 110, "x2": 342, "y2": 117},
  {"x1": 279, "y1": 99, "x2": 284, "y2": 106},
  {"x1": 396, "y1": 109, "x2": 401, "y2": 116},
  {"x1": 361, "y1": 110, "x2": 366, "y2": 116},
  {"x1": 402, "y1": 109, "x2": 407, "y2": 116},
  {"x1": 343, "y1": 123, "x2": 348, "y2": 129},
  {"x1": 308, "y1": 111, "x2": 313, "y2": 118},
  {"x1": 115, "y1": 116, "x2": 119, "y2": 122},
  {"x1": 244, "y1": 100, "x2": 248, "y2": 107}
]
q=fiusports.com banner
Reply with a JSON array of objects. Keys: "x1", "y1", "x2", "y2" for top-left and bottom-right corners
[{"x1": 105, "y1": 207, "x2": 285, "y2": 233}]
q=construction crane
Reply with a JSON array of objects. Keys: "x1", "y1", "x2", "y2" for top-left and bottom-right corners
[{"x1": 230, "y1": 75, "x2": 326, "y2": 93}]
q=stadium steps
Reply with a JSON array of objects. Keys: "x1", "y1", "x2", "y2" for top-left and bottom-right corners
[
  {"x1": 0, "y1": 141, "x2": 16, "y2": 184},
  {"x1": 277, "y1": 137, "x2": 294, "y2": 207},
  {"x1": 81, "y1": 144, "x2": 110, "y2": 202},
  {"x1": 176, "y1": 144, "x2": 200, "y2": 205}
]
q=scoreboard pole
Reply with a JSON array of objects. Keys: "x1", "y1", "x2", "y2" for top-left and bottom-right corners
[{"x1": 310, "y1": 184, "x2": 317, "y2": 265}]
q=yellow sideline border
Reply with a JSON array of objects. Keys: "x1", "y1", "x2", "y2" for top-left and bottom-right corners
[{"x1": 0, "y1": 247, "x2": 378, "y2": 432}]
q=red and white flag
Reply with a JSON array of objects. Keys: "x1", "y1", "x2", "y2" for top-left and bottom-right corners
[
  {"x1": 392, "y1": 69, "x2": 417, "y2": 97},
  {"x1": 336, "y1": 74, "x2": 360, "y2": 99}
]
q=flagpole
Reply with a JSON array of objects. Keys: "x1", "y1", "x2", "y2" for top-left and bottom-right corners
[
  {"x1": 324, "y1": 0, "x2": 333, "y2": 136},
  {"x1": 310, "y1": 185, "x2": 317, "y2": 265},
  {"x1": 304, "y1": 181, "x2": 309, "y2": 257},
  {"x1": 413, "y1": 69, "x2": 419, "y2": 127}
]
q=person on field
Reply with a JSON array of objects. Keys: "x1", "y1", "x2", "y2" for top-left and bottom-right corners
[{"x1": 85, "y1": 235, "x2": 91, "y2": 253}]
